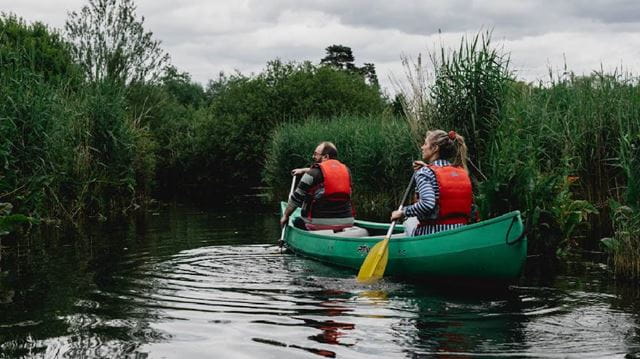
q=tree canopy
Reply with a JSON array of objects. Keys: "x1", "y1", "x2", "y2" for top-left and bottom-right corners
[
  {"x1": 65, "y1": 0, "x2": 169, "y2": 84},
  {"x1": 320, "y1": 44, "x2": 379, "y2": 87}
]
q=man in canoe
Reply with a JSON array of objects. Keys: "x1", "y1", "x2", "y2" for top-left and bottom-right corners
[
  {"x1": 391, "y1": 130, "x2": 473, "y2": 236},
  {"x1": 280, "y1": 141, "x2": 355, "y2": 231}
]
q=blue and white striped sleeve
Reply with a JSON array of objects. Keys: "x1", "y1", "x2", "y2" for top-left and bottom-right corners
[{"x1": 402, "y1": 168, "x2": 437, "y2": 218}]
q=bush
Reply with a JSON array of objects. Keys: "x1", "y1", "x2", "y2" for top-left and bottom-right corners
[
  {"x1": 0, "y1": 15, "x2": 82, "y2": 217},
  {"x1": 0, "y1": 15, "x2": 153, "y2": 220},
  {"x1": 169, "y1": 59, "x2": 387, "y2": 195}
]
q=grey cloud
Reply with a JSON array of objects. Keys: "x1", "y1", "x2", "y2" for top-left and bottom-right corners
[{"x1": 242, "y1": 0, "x2": 640, "y2": 39}]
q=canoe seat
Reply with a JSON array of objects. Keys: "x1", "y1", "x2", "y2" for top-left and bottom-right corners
[{"x1": 309, "y1": 226, "x2": 369, "y2": 238}]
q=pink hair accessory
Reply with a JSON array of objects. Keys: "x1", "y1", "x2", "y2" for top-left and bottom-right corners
[{"x1": 448, "y1": 130, "x2": 456, "y2": 140}]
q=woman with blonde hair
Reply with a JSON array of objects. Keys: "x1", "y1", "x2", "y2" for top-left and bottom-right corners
[{"x1": 391, "y1": 130, "x2": 473, "y2": 236}]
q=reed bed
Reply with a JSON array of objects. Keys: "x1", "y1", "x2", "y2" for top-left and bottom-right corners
[
  {"x1": 0, "y1": 15, "x2": 153, "y2": 224},
  {"x1": 396, "y1": 31, "x2": 640, "y2": 276}
]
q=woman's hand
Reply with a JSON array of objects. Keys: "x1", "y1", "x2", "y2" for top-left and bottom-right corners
[
  {"x1": 412, "y1": 161, "x2": 427, "y2": 170},
  {"x1": 390, "y1": 209, "x2": 405, "y2": 222}
]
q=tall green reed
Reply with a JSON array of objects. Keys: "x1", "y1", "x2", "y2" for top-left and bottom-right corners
[
  {"x1": 429, "y1": 30, "x2": 512, "y2": 166},
  {"x1": 1, "y1": 15, "x2": 154, "y2": 222},
  {"x1": 607, "y1": 131, "x2": 640, "y2": 278}
]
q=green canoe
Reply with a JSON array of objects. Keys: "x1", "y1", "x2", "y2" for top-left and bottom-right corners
[{"x1": 281, "y1": 202, "x2": 527, "y2": 282}]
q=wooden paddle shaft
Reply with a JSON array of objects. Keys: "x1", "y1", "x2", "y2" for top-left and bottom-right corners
[
  {"x1": 385, "y1": 175, "x2": 416, "y2": 237},
  {"x1": 279, "y1": 175, "x2": 297, "y2": 242}
]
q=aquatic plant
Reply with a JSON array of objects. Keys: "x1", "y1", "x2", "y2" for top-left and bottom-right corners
[{"x1": 0, "y1": 14, "x2": 153, "y2": 221}]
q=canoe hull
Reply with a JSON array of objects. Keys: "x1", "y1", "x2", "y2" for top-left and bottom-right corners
[{"x1": 282, "y1": 203, "x2": 527, "y2": 281}]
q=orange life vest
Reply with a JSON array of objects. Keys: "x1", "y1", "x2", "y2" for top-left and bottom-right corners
[
  {"x1": 304, "y1": 159, "x2": 353, "y2": 223},
  {"x1": 422, "y1": 165, "x2": 472, "y2": 225},
  {"x1": 316, "y1": 159, "x2": 351, "y2": 201}
]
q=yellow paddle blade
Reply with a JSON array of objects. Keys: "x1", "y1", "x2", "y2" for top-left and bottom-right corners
[{"x1": 356, "y1": 238, "x2": 390, "y2": 283}]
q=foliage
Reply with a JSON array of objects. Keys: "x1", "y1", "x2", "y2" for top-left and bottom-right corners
[
  {"x1": 603, "y1": 132, "x2": 640, "y2": 279},
  {"x1": 619, "y1": 132, "x2": 640, "y2": 208},
  {"x1": 320, "y1": 44, "x2": 379, "y2": 87},
  {"x1": 0, "y1": 16, "x2": 77, "y2": 216},
  {"x1": 54, "y1": 80, "x2": 142, "y2": 218},
  {"x1": 0, "y1": 15, "x2": 153, "y2": 221},
  {"x1": 168, "y1": 59, "x2": 387, "y2": 194},
  {"x1": 430, "y1": 31, "x2": 513, "y2": 165},
  {"x1": 0, "y1": 14, "x2": 81, "y2": 86},
  {"x1": 161, "y1": 66, "x2": 206, "y2": 108},
  {"x1": 264, "y1": 116, "x2": 417, "y2": 219},
  {"x1": 0, "y1": 202, "x2": 34, "y2": 237},
  {"x1": 391, "y1": 54, "x2": 433, "y2": 142},
  {"x1": 65, "y1": 0, "x2": 170, "y2": 85},
  {"x1": 321, "y1": 44, "x2": 356, "y2": 70},
  {"x1": 604, "y1": 201, "x2": 640, "y2": 279}
]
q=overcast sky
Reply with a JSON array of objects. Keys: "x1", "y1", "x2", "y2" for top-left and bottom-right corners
[{"x1": 4, "y1": 0, "x2": 640, "y2": 95}]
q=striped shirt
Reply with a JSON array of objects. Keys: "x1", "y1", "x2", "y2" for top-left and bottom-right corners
[
  {"x1": 286, "y1": 166, "x2": 354, "y2": 227},
  {"x1": 402, "y1": 159, "x2": 465, "y2": 236}
]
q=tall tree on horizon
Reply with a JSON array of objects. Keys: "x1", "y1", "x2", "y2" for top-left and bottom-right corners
[
  {"x1": 65, "y1": 0, "x2": 170, "y2": 84},
  {"x1": 321, "y1": 44, "x2": 379, "y2": 87},
  {"x1": 321, "y1": 44, "x2": 356, "y2": 71}
]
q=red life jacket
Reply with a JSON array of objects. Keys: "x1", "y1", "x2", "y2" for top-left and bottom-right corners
[
  {"x1": 305, "y1": 159, "x2": 353, "y2": 223},
  {"x1": 422, "y1": 165, "x2": 472, "y2": 225},
  {"x1": 316, "y1": 159, "x2": 351, "y2": 201}
]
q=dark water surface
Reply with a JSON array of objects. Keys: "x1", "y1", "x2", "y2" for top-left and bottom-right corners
[{"x1": 1, "y1": 201, "x2": 639, "y2": 358}]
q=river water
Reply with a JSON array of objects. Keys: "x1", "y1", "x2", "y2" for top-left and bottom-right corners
[{"x1": 0, "y1": 201, "x2": 639, "y2": 358}]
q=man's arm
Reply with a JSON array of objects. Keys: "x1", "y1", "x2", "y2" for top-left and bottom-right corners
[{"x1": 279, "y1": 170, "x2": 318, "y2": 227}]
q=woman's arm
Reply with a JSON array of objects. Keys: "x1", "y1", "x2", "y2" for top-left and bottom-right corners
[{"x1": 401, "y1": 168, "x2": 437, "y2": 218}]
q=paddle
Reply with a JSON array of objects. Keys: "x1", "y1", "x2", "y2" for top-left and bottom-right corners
[
  {"x1": 278, "y1": 175, "x2": 298, "y2": 251},
  {"x1": 357, "y1": 175, "x2": 415, "y2": 283}
]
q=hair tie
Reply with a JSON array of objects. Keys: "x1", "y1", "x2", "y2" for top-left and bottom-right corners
[{"x1": 448, "y1": 130, "x2": 456, "y2": 140}]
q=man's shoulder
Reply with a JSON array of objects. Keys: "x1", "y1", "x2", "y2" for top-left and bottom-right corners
[
  {"x1": 308, "y1": 166, "x2": 322, "y2": 175},
  {"x1": 305, "y1": 166, "x2": 323, "y2": 182}
]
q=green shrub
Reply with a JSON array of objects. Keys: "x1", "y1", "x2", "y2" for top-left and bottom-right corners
[
  {"x1": 0, "y1": 14, "x2": 81, "y2": 86},
  {"x1": 0, "y1": 15, "x2": 154, "y2": 221},
  {"x1": 171, "y1": 59, "x2": 387, "y2": 195}
]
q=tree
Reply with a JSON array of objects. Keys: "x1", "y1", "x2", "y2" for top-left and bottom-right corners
[
  {"x1": 161, "y1": 66, "x2": 205, "y2": 107},
  {"x1": 65, "y1": 0, "x2": 169, "y2": 84},
  {"x1": 360, "y1": 62, "x2": 379, "y2": 87},
  {"x1": 0, "y1": 14, "x2": 80, "y2": 85},
  {"x1": 321, "y1": 44, "x2": 356, "y2": 71},
  {"x1": 320, "y1": 45, "x2": 379, "y2": 87}
]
